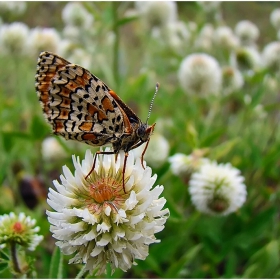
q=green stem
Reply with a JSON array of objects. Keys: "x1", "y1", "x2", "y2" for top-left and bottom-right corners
[
  {"x1": 75, "y1": 265, "x2": 89, "y2": 279},
  {"x1": 10, "y1": 241, "x2": 22, "y2": 275},
  {"x1": 112, "y1": 1, "x2": 120, "y2": 88}
]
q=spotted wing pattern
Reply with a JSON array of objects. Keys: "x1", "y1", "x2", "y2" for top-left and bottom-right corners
[{"x1": 35, "y1": 52, "x2": 125, "y2": 147}]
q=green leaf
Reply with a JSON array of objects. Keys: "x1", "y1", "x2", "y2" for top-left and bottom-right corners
[
  {"x1": 210, "y1": 138, "x2": 240, "y2": 161},
  {"x1": 0, "y1": 262, "x2": 8, "y2": 273},
  {"x1": 165, "y1": 244, "x2": 203, "y2": 278},
  {"x1": 116, "y1": 15, "x2": 138, "y2": 27},
  {"x1": 243, "y1": 240, "x2": 279, "y2": 278},
  {"x1": 49, "y1": 246, "x2": 64, "y2": 279},
  {"x1": 0, "y1": 250, "x2": 9, "y2": 261},
  {"x1": 30, "y1": 115, "x2": 50, "y2": 140}
]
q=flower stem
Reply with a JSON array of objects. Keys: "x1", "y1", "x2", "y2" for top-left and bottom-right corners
[
  {"x1": 75, "y1": 265, "x2": 89, "y2": 279},
  {"x1": 10, "y1": 241, "x2": 22, "y2": 275}
]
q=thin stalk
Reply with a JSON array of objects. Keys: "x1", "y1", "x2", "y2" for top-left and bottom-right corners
[
  {"x1": 76, "y1": 265, "x2": 89, "y2": 279},
  {"x1": 10, "y1": 241, "x2": 22, "y2": 275}
]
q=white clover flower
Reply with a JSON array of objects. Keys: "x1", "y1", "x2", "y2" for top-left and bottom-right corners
[
  {"x1": 169, "y1": 152, "x2": 210, "y2": 179},
  {"x1": 194, "y1": 24, "x2": 215, "y2": 52},
  {"x1": 262, "y1": 41, "x2": 280, "y2": 72},
  {"x1": 0, "y1": 22, "x2": 29, "y2": 55},
  {"x1": 42, "y1": 137, "x2": 67, "y2": 161},
  {"x1": 0, "y1": 212, "x2": 43, "y2": 251},
  {"x1": 222, "y1": 66, "x2": 244, "y2": 95},
  {"x1": 178, "y1": 53, "x2": 222, "y2": 96},
  {"x1": 62, "y1": 25, "x2": 81, "y2": 42},
  {"x1": 235, "y1": 20, "x2": 259, "y2": 46},
  {"x1": 230, "y1": 46, "x2": 262, "y2": 72},
  {"x1": 189, "y1": 161, "x2": 247, "y2": 215},
  {"x1": 163, "y1": 21, "x2": 190, "y2": 54},
  {"x1": 62, "y1": 2, "x2": 94, "y2": 28},
  {"x1": 270, "y1": 8, "x2": 280, "y2": 30},
  {"x1": 46, "y1": 149, "x2": 169, "y2": 275},
  {"x1": 133, "y1": 133, "x2": 170, "y2": 168},
  {"x1": 214, "y1": 26, "x2": 239, "y2": 51},
  {"x1": 28, "y1": 27, "x2": 60, "y2": 56},
  {"x1": 135, "y1": 1, "x2": 177, "y2": 29}
]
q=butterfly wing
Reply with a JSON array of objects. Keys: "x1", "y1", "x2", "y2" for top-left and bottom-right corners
[{"x1": 35, "y1": 52, "x2": 125, "y2": 147}]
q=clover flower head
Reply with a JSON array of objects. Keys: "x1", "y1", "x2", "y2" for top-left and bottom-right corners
[
  {"x1": 189, "y1": 161, "x2": 247, "y2": 216},
  {"x1": 0, "y1": 212, "x2": 43, "y2": 251},
  {"x1": 0, "y1": 22, "x2": 29, "y2": 55},
  {"x1": 135, "y1": 1, "x2": 177, "y2": 29},
  {"x1": 133, "y1": 133, "x2": 170, "y2": 168},
  {"x1": 235, "y1": 20, "x2": 259, "y2": 46},
  {"x1": 214, "y1": 26, "x2": 240, "y2": 51},
  {"x1": 62, "y1": 2, "x2": 94, "y2": 28},
  {"x1": 169, "y1": 151, "x2": 210, "y2": 179},
  {"x1": 270, "y1": 8, "x2": 280, "y2": 30},
  {"x1": 46, "y1": 149, "x2": 169, "y2": 275},
  {"x1": 178, "y1": 53, "x2": 222, "y2": 96},
  {"x1": 28, "y1": 27, "x2": 60, "y2": 56}
]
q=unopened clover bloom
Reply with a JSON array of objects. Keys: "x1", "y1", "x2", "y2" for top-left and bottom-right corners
[
  {"x1": 0, "y1": 212, "x2": 43, "y2": 251},
  {"x1": 0, "y1": 22, "x2": 29, "y2": 55},
  {"x1": 133, "y1": 133, "x2": 170, "y2": 168},
  {"x1": 189, "y1": 161, "x2": 247, "y2": 215},
  {"x1": 169, "y1": 151, "x2": 210, "y2": 179},
  {"x1": 230, "y1": 46, "x2": 262, "y2": 72},
  {"x1": 46, "y1": 149, "x2": 169, "y2": 275},
  {"x1": 42, "y1": 137, "x2": 67, "y2": 161},
  {"x1": 178, "y1": 53, "x2": 222, "y2": 96},
  {"x1": 235, "y1": 20, "x2": 259, "y2": 46}
]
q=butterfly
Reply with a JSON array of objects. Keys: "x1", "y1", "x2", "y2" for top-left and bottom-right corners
[{"x1": 35, "y1": 51, "x2": 158, "y2": 193}]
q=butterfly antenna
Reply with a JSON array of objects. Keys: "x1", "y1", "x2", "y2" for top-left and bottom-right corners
[{"x1": 146, "y1": 82, "x2": 159, "y2": 124}]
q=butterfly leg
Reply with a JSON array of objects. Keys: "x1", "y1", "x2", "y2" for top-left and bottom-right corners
[
  {"x1": 85, "y1": 150, "x2": 115, "y2": 180},
  {"x1": 122, "y1": 152, "x2": 129, "y2": 194},
  {"x1": 140, "y1": 138, "x2": 151, "y2": 169}
]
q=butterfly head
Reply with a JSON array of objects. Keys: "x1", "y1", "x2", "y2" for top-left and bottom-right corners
[{"x1": 137, "y1": 123, "x2": 156, "y2": 142}]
